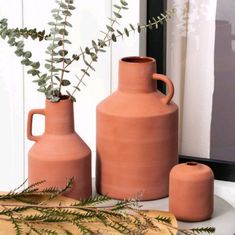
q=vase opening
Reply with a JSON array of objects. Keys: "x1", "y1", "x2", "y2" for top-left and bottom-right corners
[
  {"x1": 186, "y1": 162, "x2": 198, "y2": 166},
  {"x1": 60, "y1": 95, "x2": 69, "y2": 100},
  {"x1": 121, "y1": 56, "x2": 155, "y2": 64}
]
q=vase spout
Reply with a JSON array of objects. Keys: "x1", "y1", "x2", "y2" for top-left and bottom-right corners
[{"x1": 118, "y1": 56, "x2": 156, "y2": 93}]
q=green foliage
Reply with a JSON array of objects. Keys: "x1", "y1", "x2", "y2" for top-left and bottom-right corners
[
  {"x1": 155, "y1": 215, "x2": 172, "y2": 224},
  {"x1": 0, "y1": 179, "x2": 215, "y2": 235},
  {"x1": 0, "y1": 0, "x2": 175, "y2": 102},
  {"x1": 191, "y1": 227, "x2": 216, "y2": 234}
]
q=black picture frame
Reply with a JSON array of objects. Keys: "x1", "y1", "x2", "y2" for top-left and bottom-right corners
[{"x1": 146, "y1": 0, "x2": 235, "y2": 182}]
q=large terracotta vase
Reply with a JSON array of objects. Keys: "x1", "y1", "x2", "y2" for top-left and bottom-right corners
[
  {"x1": 96, "y1": 56, "x2": 178, "y2": 200},
  {"x1": 27, "y1": 96, "x2": 92, "y2": 200}
]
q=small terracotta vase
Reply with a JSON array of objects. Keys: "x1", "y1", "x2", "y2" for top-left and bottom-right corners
[
  {"x1": 96, "y1": 56, "x2": 178, "y2": 200},
  {"x1": 169, "y1": 162, "x2": 214, "y2": 222},
  {"x1": 27, "y1": 96, "x2": 92, "y2": 200}
]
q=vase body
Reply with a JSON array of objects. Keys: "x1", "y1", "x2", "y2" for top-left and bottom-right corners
[
  {"x1": 169, "y1": 162, "x2": 214, "y2": 221},
  {"x1": 96, "y1": 56, "x2": 178, "y2": 200},
  {"x1": 27, "y1": 97, "x2": 92, "y2": 200}
]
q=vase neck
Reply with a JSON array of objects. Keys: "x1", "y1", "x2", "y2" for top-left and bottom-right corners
[
  {"x1": 118, "y1": 56, "x2": 156, "y2": 93},
  {"x1": 45, "y1": 98, "x2": 75, "y2": 135}
]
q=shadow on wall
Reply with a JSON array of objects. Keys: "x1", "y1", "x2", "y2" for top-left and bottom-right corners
[{"x1": 211, "y1": 20, "x2": 235, "y2": 162}]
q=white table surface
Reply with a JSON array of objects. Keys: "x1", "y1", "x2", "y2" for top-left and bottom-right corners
[
  {"x1": 93, "y1": 181, "x2": 235, "y2": 235},
  {"x1": 138, "y1": 195, "x2": 235, "y2": 235}
]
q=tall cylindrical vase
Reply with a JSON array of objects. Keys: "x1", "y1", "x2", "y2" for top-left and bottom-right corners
[
  {"x1": 96, "y1": 56, "x2": 178, "y2": 200},
  {"x1": 27, "y1": 96, "x2": 92, "y2": 200}
]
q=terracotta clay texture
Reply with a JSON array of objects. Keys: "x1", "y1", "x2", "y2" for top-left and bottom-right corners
[
  {"x1": 169, "y1": 162, "x2": 214, "y2": 222},
  {"x1": 27, "y1": 97, "x2": 92, "y2": 200},
  {"x1": 96, "y1": 56, "x2": 178, "y2": 200}
]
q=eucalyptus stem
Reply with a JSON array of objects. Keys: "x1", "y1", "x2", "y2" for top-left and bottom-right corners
[
  {"x1": 69, "y1": 8, "x2": 174, "y2": 99},
  {"x1": 70, "y1": 4, "x2": 124, "y2": 99},
  {"x1": 0, "y1": 0, "x2": 175, "y2": 102},
  {"x1": 49, "y1": 0, "x2": 62, "y2": 96},
  {"x1": 58, "y1": 1, "x2": 71, "y2": 93}
]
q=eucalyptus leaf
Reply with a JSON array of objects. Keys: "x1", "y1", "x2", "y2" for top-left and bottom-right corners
[
  {"x1": 59, "y1": 28, "x2": 68, "y2": 36},
  {"x1": 65, "y1": 0, "x2": 74, "y2": 3},
  {"x1": 15, "y1": 49, "x2": 23, "y2": 56},
  {"x1": 68, "y1": 5, "x2": 75, "y2": 10},
  {"x1": 58, "y1": 49, "x2": 68, "y2": 56},
  {"x1": 31, "y1": 62, "x2": 40, "y2": 69},
  {"x1": 129, "y1": 24, "x2": 135, "y2": 31},
  {"x1": 63, "y1": 39, "x2": 71, "y2": 44},
  {"x1": 50, "y1": 96, "x2": 60, "y2": 102},
  {"x1": 53, "y1": 15, "x2": 63, "y2": 21},
  {"x1": 64, "y1": 58, "x2": 71, "y2": 64},
  {"x1": 51, "y1": 9, "x2": 60, "y2": 13},
  {"x1": 61, "y1": 80, "x2": 71, "y2": 86},
  {"x1": 45, "y1": 64, "x2": 52, "y2": 69},
  {"x1": 106, "y1": 25, "x2": 114, "y2": 32},
  {"x1": 72, "y1": 54, "x2": 79, "y2": 60},
  {"x1": 37, "y1": 87, "x2": 46, "y2": 92},
  {"x1": 113, "y1": 4, "x2": 121, "y2": 10},
  {"x1": 124, "y1": 27, "x2": 129, "y2": 37},
  {"x1": 85, "y1": 47, "x2": 90, "y2": 54},
  {"x1": 61, "y1": 21, "x2": 72, "y2": 27},
  {"x1": 66, "y1": 90, "x2": 76, "y2": 102},
  {"x1": 111, "y1": 34, "x2": 117, "y2": 42},
  {"x1": 27, "y1": 69, "x2": 40, "y2": 76},
  {"x1": 117, "y1": 30, "x2": 123, "y2": 37},
  {"x1": 24, "y1": 51, "x2": 32, "y2": 59},
  {"x1": 21, "y1": 59, "x2": 31, "y2": 66},
  {"x1": 59, "y1": 2, "x2": 68, "y2": 9},
  {"x1": 90, "y1": 53, "x2": 98, "y2": 62},
  {"x1": 62, "y1": 10, "x2": 72, "y2": 17},
  {"x1": 73, "y1": 86, "x2": 80, "y2": 91},
  {"x1": 120, "y1": 0, "x2": 128, "y2": 6},
  {"x1": 113, "y1": 12, "x2": 122, "y2": 18},
  {"x1": 81, "y1": 69, "x2": 90, "y2": 76}
]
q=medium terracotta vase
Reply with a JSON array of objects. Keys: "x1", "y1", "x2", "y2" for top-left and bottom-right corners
[
  {"x1": 96, "y1": 56, "x2": 178, "y2": 200},
  {"x1": 169, "y1": 162, "x2": 214, "y2": 222},
  {"x1": 27, "y1": 96, "x2": 92, "y2": 200}
]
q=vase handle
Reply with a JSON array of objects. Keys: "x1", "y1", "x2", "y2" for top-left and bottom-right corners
[
  {"x1": 27, "y1": 109, "x2": 45, "y2": 142},
  {"x1": 152, "y1": 73, "x2": 174, "y2": 104}
]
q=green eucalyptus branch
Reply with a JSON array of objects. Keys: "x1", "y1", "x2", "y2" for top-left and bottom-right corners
[
  {"x1": 0, "y1": 0, "x2": 175, "y2": 102},
  {"x1": 0, "y1": 18, "x2": 47, "y2": 41},
  {"x1": 44, "y1": 0, "x2": 76, "y2": 102},
  {"x1": 68, "y1": 7, "x2": 175, "y2": 101},
  {"x1": 66, "y1": 0, "x2": 128, "y2": 102}
]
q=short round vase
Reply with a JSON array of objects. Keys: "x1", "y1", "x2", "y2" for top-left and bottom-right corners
[
  {"x1": 169, "y1": 162, "x2": 214, "y2": 222},
  {"x1": 96, "y1": 56, "x2": 178, "y2": 200}
]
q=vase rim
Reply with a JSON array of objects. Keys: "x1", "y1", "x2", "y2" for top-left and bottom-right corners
[
  {"x1": 46, "y1": 95, "x2": 72, "y2": 103},
  {"x1": 120, "y1": 56, "x2": 155, "y2": 64}
]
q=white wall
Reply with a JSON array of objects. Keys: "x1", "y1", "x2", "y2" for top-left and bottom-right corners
[{"x1": 0, "y1": 0, "x2": 146, "y2": 190}]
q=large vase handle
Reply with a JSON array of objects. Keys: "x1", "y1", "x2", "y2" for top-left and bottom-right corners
[
  {"x1": 27, "y1": 109, "x2": 45, "y2": 142},
  {"x1": 152, "y1": 73, "x2": 174, "y2": 104}
]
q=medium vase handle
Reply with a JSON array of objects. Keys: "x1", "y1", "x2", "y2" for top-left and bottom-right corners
[
  {"x1": 152, "y1": 73, "x2": 174, "y2": 104},
  {"x1": 27, "y1": 109, "x2": 45, "y2": 142}
]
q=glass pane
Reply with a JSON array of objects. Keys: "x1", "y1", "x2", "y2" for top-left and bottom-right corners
[{"x1": 210, "y1": 0, "x2": 235, "y2": 162}]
